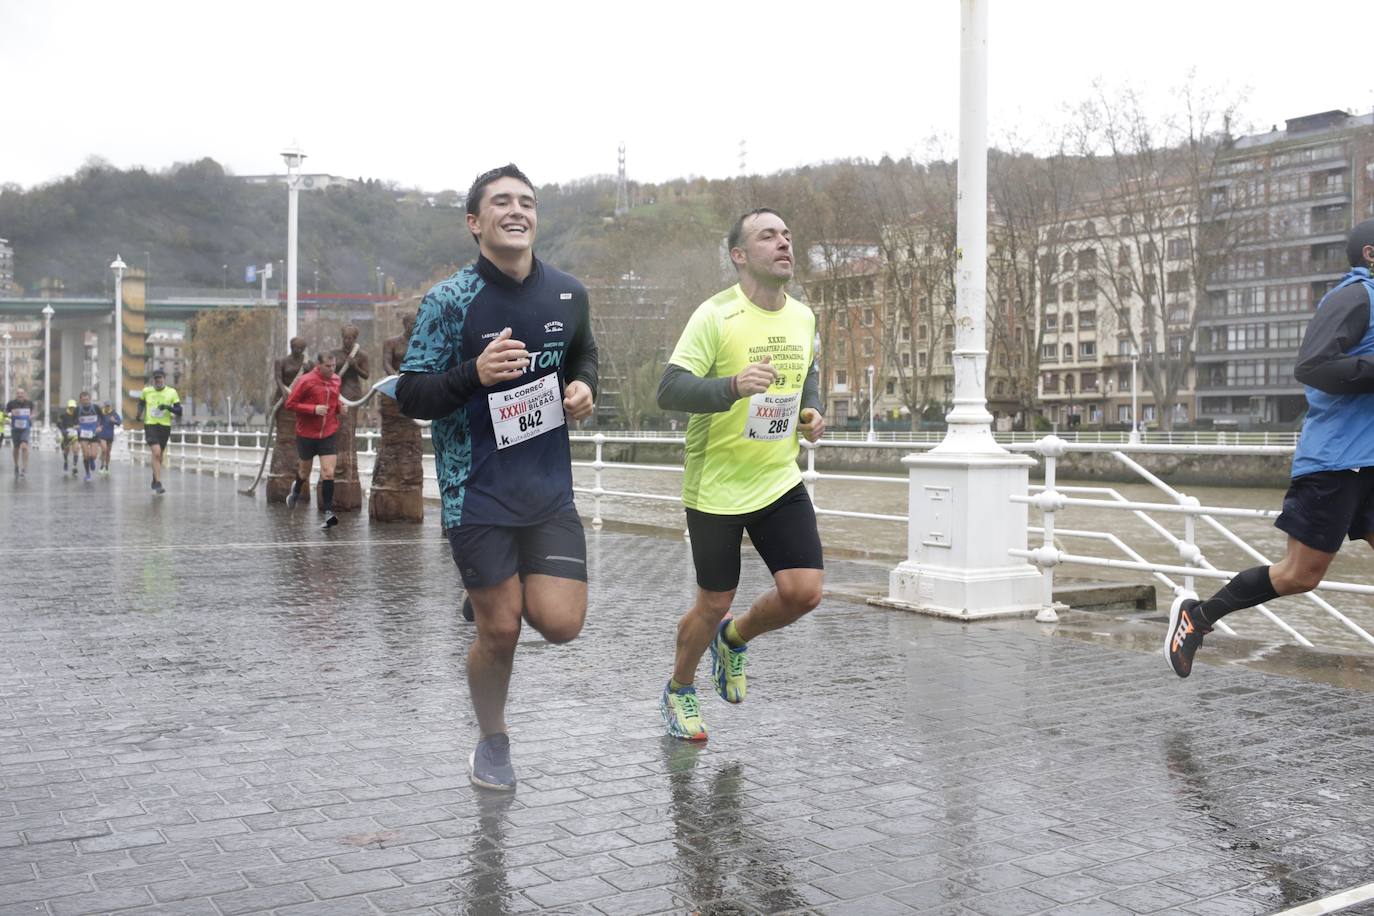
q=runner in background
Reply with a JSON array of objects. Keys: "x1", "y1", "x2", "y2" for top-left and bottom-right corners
[{"x1": 97, "y1": 401, "x2": 122, "y2": 474}]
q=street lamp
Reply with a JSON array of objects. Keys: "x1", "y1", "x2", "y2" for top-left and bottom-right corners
[
  {"x1": 2, "y1": 331, "x2": 10, "y2": 406},
  {"x1": 1129, "y1": 346, "x2": 1140, "y2": 444},
  {"x1": 866, "y1": 364, "x2": 876, "y2": 442},
  {"x1": 110, "y1": 255, "x2": 126, "y2": 411},
  {"x1": 376, "y1": 265, "x2": 383, "y2": 296},
  {"x1": 281, "y1": 143, "x2": 307, "y2": 347},
  {"x1": 222, "y1": 263, "x2": 228, "y2": 289},
  {"x1": 42, "y1": 304, "x2": 54, "y2": 432}
]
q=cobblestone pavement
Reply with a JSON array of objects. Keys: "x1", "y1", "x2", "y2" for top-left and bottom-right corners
[{"x1": 3, "y1": 460, "x2": 1374, "y2": 915}]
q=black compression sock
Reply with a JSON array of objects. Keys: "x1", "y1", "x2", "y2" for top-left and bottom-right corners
[
  {"x1": 322, "y1": 480, "x2": 335, "y2": 512},
  {"x1": 1196, "y1": 565, "x2": 1279, "y2": 626},
  {"x1": 290, "y1": 477, "x2": 303, "y2": 496}
]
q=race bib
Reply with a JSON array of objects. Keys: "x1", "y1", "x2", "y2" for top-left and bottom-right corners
[
  {"x1": 12, "y1": 410, "x2": 28, "y2": 430},
  {"x1": 487, "y1": 373, "x2": 565, "y2": 450},
  {"x1": 152, "y1": 405, "x2": 167, "y2": 419},
  {"x1": 743, "y1": 391, "x2": 801, "y2": 441}
]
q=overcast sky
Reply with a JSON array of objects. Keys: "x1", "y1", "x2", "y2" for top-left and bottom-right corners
[{"x1": 0, "y1": 1, "x2": 1364, "y2": 193}]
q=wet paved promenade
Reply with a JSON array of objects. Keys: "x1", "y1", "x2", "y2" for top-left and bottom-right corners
[{"x1": 3, "y1": 459, "x2": 1374, "y2": 915}]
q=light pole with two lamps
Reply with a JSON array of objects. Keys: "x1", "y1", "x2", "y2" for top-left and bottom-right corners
[
  {"x1": 1129, "y1": 346, "x2": 1140, "y2": 444},
  {"x1": 281, "y1": 143, "x2": 306, "y2": 348},
  {"x1": 2, "y1": 331, "x2": 11, "y2": 406},
  {"x1": 110, "y1": 255, "x2": 126, "y2": 412},
  {"x1": 866, "y1": 363, "x2": 876, "y2": 442},
  {"x1": 42, "y1": 304, "x2": 54, "y2": 433}
]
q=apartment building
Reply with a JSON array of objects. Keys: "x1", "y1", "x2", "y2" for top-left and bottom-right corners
[{"x1": 1198, "y1": 110, "x2": 1374, "y2": 427}]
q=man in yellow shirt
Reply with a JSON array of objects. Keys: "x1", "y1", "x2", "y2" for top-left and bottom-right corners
[
  {"x1": 137, "y1": 369, "x2": 182, "y2": 495},
  {"x1": 656, "y1": 208, "x2": 825, "y2": 741}
]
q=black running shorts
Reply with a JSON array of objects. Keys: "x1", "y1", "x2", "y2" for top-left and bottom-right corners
[
  {"x1": 144, "y1": 425, "x2": 171, "y2": 448},
  {"x1": 1275, "y1": 468, "x2": 1374, "y2": 553},
  {"x1": 685, "y1": 482, "x2": 824, "y2": 593},
  {"x1": 445, "y1": 505, "x2": 587, "y2": 590},
  {"x1": 296, "y1": 433, "x2": 338, "y2": 460}
]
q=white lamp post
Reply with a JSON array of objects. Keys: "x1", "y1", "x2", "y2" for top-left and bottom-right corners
[
  {"x1": 866, "y1": 364, "x2": 876, "y2": 442},
  {"x1": 2, "y1": 331, "x2": 10, "y2": 406},
  {"x1": 880, "y1": 0, "x2": 1041, "y2": 621},
  {"x1": 42, "y1": 304, "x2": 54, "y2": 432},
  {"x1": 1129, "y1": 347, "x2": 1140, "y2": 444},
  {"x1": 110, "y1": 255, "x2": 126, "y2": 410},
  {"x1": 281, "y1": 143, "x2": 306, "y2": 347}
]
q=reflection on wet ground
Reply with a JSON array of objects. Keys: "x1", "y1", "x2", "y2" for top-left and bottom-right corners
[{"x1": 3, "y1": 461, "x2": 1374, "y2": 914}]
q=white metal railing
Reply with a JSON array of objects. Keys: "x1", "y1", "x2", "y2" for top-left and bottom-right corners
[
  {"x1": 1009, "y1": 435, "x2": 1374, "y2": 651},
  {"x1": 122, "y1": 427, "x2": 1371, "y2": 654}
]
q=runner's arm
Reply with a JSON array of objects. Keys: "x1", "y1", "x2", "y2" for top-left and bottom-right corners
[
  {"x1": 1294, "y1": 287, "x2": 1374, "y2": 393},
  {"x1": 135, "y1": 398, "x2": 145, "y2": 422},
  {"x1": 396, "y1": 360, "x2": 482, "y2": 420},
  {"x1": 657, "y1": 363, "x2": 737, "y2": 414},
  {"x1": 802, "y1": 356, "x2": 822, "y2": 415},
  {"x1": 566, "y1": 303, "x2": 599, "y2": 399}
]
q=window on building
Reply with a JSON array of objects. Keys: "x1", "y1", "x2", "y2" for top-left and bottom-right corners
[
  {"x1": 834, "y1": 338, "x2": 848, "y2": 358},
  {"x1": 917, "y1": 324, "x2": 928, "y2": 340},
  {"x1": 862, "y1": 338, "x2": 874, "y2": 358},
  {"x1": 944, "y1": 325, "x2": 954, "y2": 341},
  {"x1": 1144, "y1": 275, "x2": 1158, "y2": 296},
  {"x1": 1063, "y1": 313, "x2": 1075, "y2": 331},
  {"x1": 836, "y1": 310, "x2": 848, "y2": 328},
  {"x1": 1078, "y1": 249, "x2": 1097, "y2": 271},
  {"x1": 1041, "y1": 343, "x2": 1057, "y2": 361},
  {"x1": 1044, "y1": 283, "x2": 1058, "y2": 304},
  {"x1": 1142, "y1": 405, "x2": 1157, "y2": 421},
  {"x1": 1040, "y1": 254, "x2": 1054, "y2": 276},
  {"x1": 862, "y1": 308, "x2": 875, "y2": 327},
  {"x1": 1044, "y1": 314, "x2": 1058, "y2": 331},
  {"x1": 1118, "y1": 368, "x2": 1131, "y2": 388},
  {"x1": 916, "y1": 352, "x2": 926, "y2": 368},
  {"x1": 886, "y1": 380, "x2": 896, "y2": 395},
  {"x1": 1117, "y1": 245, "x2": 1131, "y2": 268},
  {"x1": 900, "y1": 325, "x2": 910, "y2": 340},
  {"x1": 1063, "y1": 252, "x2": 1075, "y2": 272},
  {"x1": 1080, "y1": 341, "x2": 1096, "y2": 358},
  {"x1": 1063, "y1": 344, "x2": 1075, "y2": 362},
  {"x1": 1062, "y1": 283, "x2": 1075, "y2": 302},
  {"x1": 1079, "y1": 310, "x2": 1096, "y2": 330},
  {"x1": 1078, "y1": 279, "x2": 1097, "y2": 300},
  {"x1": 1166, "y1": 270, "x2": 1190, "y2": 294},
  {"x1": 1119, "y1": 217, "x2": 1131, "y2": 234},
  {"x1": 1167, "y1": 238, "x2": 1190, "y2": 259},
  {"x1": 835, "y1": 369, "x2": 848, "y2": 387},
  {"x1": 941, "y1": 350, "x2": 953, "y2": 365},
  {"x1": 1273, "y1": 321, "x2": 1307, "y2": 349},
  {"x1": 1118, "y1": 405, "x2": 1132, "y2": 422},
  {"x1": 1081, "y1": 371, "x2": 1099, "y2": 391}
]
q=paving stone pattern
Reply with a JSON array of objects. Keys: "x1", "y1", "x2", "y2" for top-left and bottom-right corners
[{"x1": 2, "y1": 462, "x2": 1374, "y2": 914}]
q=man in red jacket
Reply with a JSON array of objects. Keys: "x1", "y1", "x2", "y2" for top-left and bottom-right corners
[{"x1": 283, "y1": 352, "x2": 344, "y2": 529}]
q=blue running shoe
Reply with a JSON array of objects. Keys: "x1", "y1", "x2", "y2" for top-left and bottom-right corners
[
  {"x1": 468, "y1": 733, "x2": 517, "y2": 791},
  {"x1": 709, "y1": 620, "x2": 747, "y2": 704}
]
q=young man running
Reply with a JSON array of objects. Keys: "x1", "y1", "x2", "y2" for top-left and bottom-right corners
[
  {"x1": 283, "y1": 352, "x2": 344, "y2": 529},
  {"x1": 75, "y1": 392, "x2": 100, "y2": 481},
  {"x1": 5, "y1": 387, "x2": 33, "y2": 477},
  {"x1": 97, "y1": 401, "x2": 122, "y2": 473},
  {"x1": 397, "y1": 163, "x2": 598, "y2": 791},
  {"x1": 57, "y1": 400, "x2": 79, "y2": 475},
  {"x1": 1167, "y1": 217, "x2": 1374, "y2": 677},
  {"x1": 136, "y1": 369, "x2": 182, "y2": 494},
  {"x1": 656, "y1": 207, "x2": 825, "y2": 741}
]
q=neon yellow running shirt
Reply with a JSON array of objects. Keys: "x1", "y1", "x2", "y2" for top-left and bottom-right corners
[
  {"x1": 669, "y1": 285, "x2": 816, "y2": 514},
  {"x1": 140, "y1": 386, "x2": 180, "y2": 426}
]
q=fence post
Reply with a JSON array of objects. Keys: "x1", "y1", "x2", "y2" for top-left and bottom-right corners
[
  {"x1": 802, "y1": 440, "x2": 818, "y2": 501},
  {"x1": 1032, "y1": 436, "x2": 1068, "y2": 623},
  {"x1": 591, "y1": 432, "x2": 605, "y2": 529}
]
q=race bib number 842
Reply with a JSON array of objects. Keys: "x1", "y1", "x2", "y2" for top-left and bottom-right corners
[
  {"x1": 488, "y1": 373, "x2": 566, "y2": 450},
  {"x1": 743, "y1": 391, "x2": 801, "y2": 441}
]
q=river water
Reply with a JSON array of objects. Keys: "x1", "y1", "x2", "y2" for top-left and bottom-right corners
[{"x1": 572, "y1": 464, "x2": 1374, "y2": 656}]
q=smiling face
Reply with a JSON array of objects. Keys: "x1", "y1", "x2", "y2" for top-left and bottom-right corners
[
  {"x1": 731, "y1": 211, "x2": 794, "y2": 285},
  {"x1": 467, "y1": 176, "x2": 538, "y2": 258}
]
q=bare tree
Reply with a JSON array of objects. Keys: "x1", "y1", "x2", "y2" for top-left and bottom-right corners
[{"x1": 1073, "y1": 79, "x2": 1246, "y2": 429}]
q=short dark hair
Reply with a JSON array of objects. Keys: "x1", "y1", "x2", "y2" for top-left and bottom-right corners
[
  {"x1": 152, "y1": 369, "x2": 165, "y2": 378},
  {"x1": 1349, "y1": 218, "x2": 1374, "y2": 268},
  {"x1": 466, "y1": 164, "x2": 536, "y2": 218},
  {"x1": 727, "y1": 207, "x2": 784, "y2": 253},
  {"x1": 316, "y1": 351, "x2": 336, "y2": 364}
]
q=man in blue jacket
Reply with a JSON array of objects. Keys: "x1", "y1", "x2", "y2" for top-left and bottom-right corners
[
  {"x1": 1166, "y1": 218, "x2": 1374, "y2": 677},
  {"x1": 396, "y1": 164, "x2": 598, "y2": 791}
]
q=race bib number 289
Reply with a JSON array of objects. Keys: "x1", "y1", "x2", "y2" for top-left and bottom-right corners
[
  {"x1": 743, "y1": 391, "x2": 801, "y2": 441},
  {"x1": 488, "y1": 373, "x2": 566, "y2": 450}
]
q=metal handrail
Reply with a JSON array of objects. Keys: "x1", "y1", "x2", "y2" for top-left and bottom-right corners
[{"x1": 121, "y1": 427, "x2": 1371, "y2": 653}]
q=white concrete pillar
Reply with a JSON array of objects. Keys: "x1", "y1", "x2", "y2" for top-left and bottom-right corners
[{"x1": 874, "y1": 0, "x2": 1041, "y2": 620}]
